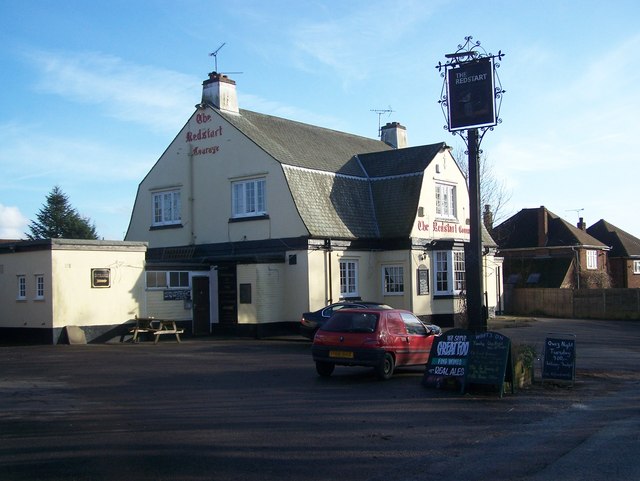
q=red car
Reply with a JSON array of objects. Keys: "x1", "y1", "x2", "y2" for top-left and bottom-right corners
[{"x1": 311, "y1": 308, "x2": 441, "y2": 380}]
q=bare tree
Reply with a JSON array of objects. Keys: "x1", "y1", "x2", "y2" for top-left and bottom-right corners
[{"x1": 453, "y1": 143, "x2": 512, "y2": 229}]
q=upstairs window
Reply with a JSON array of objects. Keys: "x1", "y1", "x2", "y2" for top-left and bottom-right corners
[
  {"x1": 586, "y1": 250, "x2": 598, "y2": 270},
  {"x1": 634, "y1": 260, "x2": 640, "y2": 274},
  {"x1": 435, "y1": 183, "x2": 456, "y2": 218},
  {"x1": 232, "y1": 178, "x2": 266, "y2": 218},
  {"x1": 152, "y1": 190, "x2": 181, "y2": 226}
]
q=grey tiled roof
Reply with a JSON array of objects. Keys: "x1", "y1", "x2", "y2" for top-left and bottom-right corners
[
  {"x1": 220, "y1": 108, "x2": 448, "y2": 240},
  {"x1": 220, "y1": 109, "x2": 390, "y2": 176}
]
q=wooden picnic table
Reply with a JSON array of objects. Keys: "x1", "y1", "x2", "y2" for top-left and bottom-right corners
[{"x1": 129, "y1": 316, "x2": 184, "y2": 344}]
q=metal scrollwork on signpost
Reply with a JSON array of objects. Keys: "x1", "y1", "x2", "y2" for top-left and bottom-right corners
[
  {"x1": 436, "y1": 35, "x2": 506, "y2": 150},
  {"x1": 435, "y1": 36, "x2": 506, "y2": 333}
]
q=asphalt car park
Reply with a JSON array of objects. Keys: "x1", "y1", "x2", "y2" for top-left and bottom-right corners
[{"x1": 1, "y1": 317, "x2": 639, "y2": 481}]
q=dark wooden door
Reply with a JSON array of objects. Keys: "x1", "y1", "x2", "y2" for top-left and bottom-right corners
[
  {"x1": 192, "y1": 276, "x2": 211, "y2": 335},
  {"x1": 217, "y1": 264, "x2": 237, "y2": 325}
]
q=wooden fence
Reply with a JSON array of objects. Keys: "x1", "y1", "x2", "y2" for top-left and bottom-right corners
[{"x1": 508, "y1": 288, "x2": 640, "y2": 320}]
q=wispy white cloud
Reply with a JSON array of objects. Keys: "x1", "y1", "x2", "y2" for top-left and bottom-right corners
[
  {"x1": 288, "y1": 0, "x2": 439, "y2": 86},
  {"x1": 0, "y1": 204, "x2": 28, "y2": 239},
  {"x1": 0, "y1": 121, "x2": 154, "y2": 188},
  {"x1": 24, "y1": 49, "x2": 199, "y2": 133}
]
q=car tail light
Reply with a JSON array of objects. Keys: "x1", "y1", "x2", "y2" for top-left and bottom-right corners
[{"x1": 362, "y1": 336, "x2": 382, "y2": 348}]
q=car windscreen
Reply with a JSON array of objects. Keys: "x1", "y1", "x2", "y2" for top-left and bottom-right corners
[{"x1": 322, "y1": 312, "x2": 379, "y2": 333}]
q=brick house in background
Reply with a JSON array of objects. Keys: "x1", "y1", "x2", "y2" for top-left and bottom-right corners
[
  {"x1": 587, "y1": 219, "x2": 640, "y2": 288},
  {"x1": 492, "y1": 206, "x2": 610, "y2": 290}
]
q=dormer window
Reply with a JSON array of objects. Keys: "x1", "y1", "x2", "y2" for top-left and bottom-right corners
[{"x1": 435, "y1": 183, "x2": 456, "y2": 219}]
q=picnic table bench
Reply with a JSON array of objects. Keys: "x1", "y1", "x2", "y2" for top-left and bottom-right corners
[{"x1": 129, "y1": 316, "x2": 184, "y2": 344}]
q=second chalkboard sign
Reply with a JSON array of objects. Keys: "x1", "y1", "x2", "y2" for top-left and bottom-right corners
[
  {"x1": 542, "y1": 335, "x2": 576, "y2": 382},
  {"x1": 466, "y1": 331, "x2": 513, "y2": 397}
]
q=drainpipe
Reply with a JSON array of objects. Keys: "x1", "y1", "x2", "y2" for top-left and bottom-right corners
[{"x1": 326, "y1": 239, "x2": 333, "y2": 304}]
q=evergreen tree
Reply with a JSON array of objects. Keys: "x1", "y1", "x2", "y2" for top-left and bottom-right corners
[{"x1": 26, "y1": 186, "x2": 99, "y2": 240}]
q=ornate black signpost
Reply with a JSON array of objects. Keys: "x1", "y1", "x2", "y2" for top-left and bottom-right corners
[{"x1": 437, "y1": 36, "x2": 505, "y2": 333}]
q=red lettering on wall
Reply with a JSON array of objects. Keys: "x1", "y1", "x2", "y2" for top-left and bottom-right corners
[{"x1": 196, "y1": 113, "x2": 212, "y2": 124}]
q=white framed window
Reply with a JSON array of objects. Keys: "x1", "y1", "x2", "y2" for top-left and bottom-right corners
[
  {"x1": 152, "y1": 190, "x2": 181, "y2": 226},
  {"x1": 146, "y1": 271, "x2": 190, "y2": 289},
  {"x1": 340, "y1": 259, "x2": 359, "y2": 297},
  {"x1": 586, "y1": 250, "x2": 598, "y2": 270},
  {"x1": 434, "y1": 250, "x2": 465, "y2": 295},
  {"x1": 454, "y1": 251, "x2": 466, "y2": 292},
  {"x1": 435, "y1": 251, "x2": 449, "y2": 294},
  {"x1": 232, "y1": 178, "x2": 266, "y2": 218},
  {"x1": 435, "y1": 183, "x2": 456, "y2": 218},
  {"x1": 382, "y1": 265, "x2": 404, "y2": 295},
  {"x1": 634, "y1": 260, "x2": 640, "y2": 274},
  {"x1": 17, "y1": 275, "x2": 26, "y2": 300},
  {"x1": 35, "y1": 275, "x2": 45, "y2": 300}
]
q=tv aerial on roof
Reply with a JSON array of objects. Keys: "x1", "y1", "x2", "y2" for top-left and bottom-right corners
[
  {"x1": 370, "y1": 106, "x2": 394, "y2": 137},
  {"x1": 209, "y1": 43, "x2": 243, "y2": 75}
]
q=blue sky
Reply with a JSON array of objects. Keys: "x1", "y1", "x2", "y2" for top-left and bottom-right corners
[{"x1": 1, "y1": 0, "x2": 638, "y2": 240}]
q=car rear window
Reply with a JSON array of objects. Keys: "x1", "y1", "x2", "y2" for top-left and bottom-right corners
[{"x1": 322, "y1": 312, "x2": 379, "y2": 333}]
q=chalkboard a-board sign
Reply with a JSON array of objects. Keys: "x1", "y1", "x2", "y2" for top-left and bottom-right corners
[
  {"x1": 465, "y1": 331, "x2": 513, "y2": 397},
  {"x1": 542, "y1": 336, "x2": 576, "y2": 382},
  {"x1": 423, "y1": 329, "x2": 471, "y2": 388},
  {"x1": 423, "y1": 329, "x2": 514, "y2": 396}
]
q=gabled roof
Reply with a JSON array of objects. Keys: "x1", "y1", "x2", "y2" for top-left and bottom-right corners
[
  {"x1": 219, "y1": 108, "x2": 448, "y2": 240},
  {"x1": 493, "y1": 206, "x2": 607, "y2": 249},
  {"x1": 587, "y1": 219, "x2": 640, "y2": 258}
]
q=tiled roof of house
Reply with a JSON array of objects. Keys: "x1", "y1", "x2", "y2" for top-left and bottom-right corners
[
  {"x1": 220, "y1": 108, "x2": 449, "y2": 240},
  {"x1": 587, "y1": 219, "x2": 640, "y2": 258},
  {"x1": 493, "y1": 207, "x2": 607, "y2": 249}
]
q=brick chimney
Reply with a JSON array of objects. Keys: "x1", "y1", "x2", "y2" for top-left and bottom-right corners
[
  {"x1": 537, "y1": 206, "x2": 548, "y2": 247},
  {"x1": 201, "y1": 72, "x2": 239, "y2": 114},
  {"x1": 483, "y1": 204, "x2": 494, "y2": 231},
  {"x1": 577, "y1": 217, "x2": 586, "y2": 231},
  {"x1": 380, "y1": 122, "x2": 407, "y2": 149}
]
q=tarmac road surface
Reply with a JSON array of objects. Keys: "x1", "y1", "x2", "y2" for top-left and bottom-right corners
[{"x1": 0, "y1": 317, "x2": 639, "y2": 481}]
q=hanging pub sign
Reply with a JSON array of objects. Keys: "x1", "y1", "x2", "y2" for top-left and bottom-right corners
[
  {"x1": 91, "y1": 268, "x2": 111, "y2": 288},
  {"x1": 446, "y1": 57, "x2": 497, "y2": 131}
]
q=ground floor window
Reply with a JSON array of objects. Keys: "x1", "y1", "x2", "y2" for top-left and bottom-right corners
[
  {"x1": 35, "y1": 275, "x2": 45, "y2": 300},
  {"x1": 382, "y1": 265, "x2": 404, "y2": 295},
  {"x1": 634, "y1": 260, "x2": 640, "y2": 274},
  {"x1": 434, "y1": 250, "x2": 465, "y2": 296},
  {"x1": 17, "y1": 275, "x2": 26, "y2": 300},
  {"x1": 146, "y1": 271, "x2": 190, "y2": 289},
  {"x1": 340, "y1": 259, "x2": 359, "y2": 297},
  {"x1": 586, "y1": 250, "x2": 598, "y2": 270}
]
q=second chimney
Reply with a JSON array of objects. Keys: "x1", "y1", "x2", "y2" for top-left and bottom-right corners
[{"x1": 380, "y1": 122, "x2": 407, "y2": 149}]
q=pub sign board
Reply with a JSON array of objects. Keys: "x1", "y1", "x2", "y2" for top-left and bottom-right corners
[
  {"x1": 446, "y1": 57, "x2": 497, "y2": 131},
  {"x1": 91, "y1": 268, "x2": 111, "y2": 288}
]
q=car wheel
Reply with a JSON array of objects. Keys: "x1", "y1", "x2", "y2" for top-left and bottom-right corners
[
  {"x1": 376, "y1": 352, "x2": 395, "y2": 380},
  {"x1": 316, "y1": 361, "x2": 335, "y2": 377}
]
